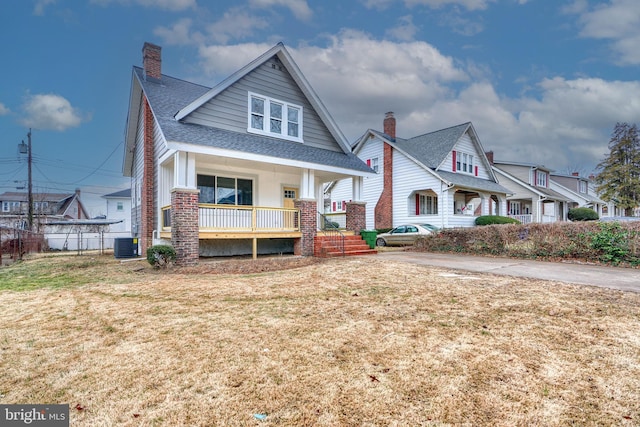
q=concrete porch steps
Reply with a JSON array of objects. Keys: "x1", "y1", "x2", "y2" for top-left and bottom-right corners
[{"x1": 314, "y1": 234, "x2": 378, "y2": 257}]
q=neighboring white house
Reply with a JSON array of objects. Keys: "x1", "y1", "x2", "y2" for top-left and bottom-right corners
[
  {"x1": 549, "y1": 172, "x2": 610, "y2": 218},
  {"x1": 44, "y1": 189, "x2": 131, "y2": 251},
  {"x1": 327, "y1": 115, "x2": 510, "y2": 230},
  {"x1": 103, "y1": 189, "x2": 131, "y2": 233},
  {"x1": 492, "y1": 160, "x2": 570, "y2": 223}
]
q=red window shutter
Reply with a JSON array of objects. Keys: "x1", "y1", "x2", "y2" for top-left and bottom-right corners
[
  {"x1": 452, "y1": 151, "x2": 457, "y2": 171},
  {"x1": 475, "y1": 166, "x2": 478, "y2": 176},
  {"x1": 366, "y1": 159, "x2": 371, "y2": 167},
  {"x1": 332, "y1": 201, "x2": 336, "y2": 211},
  {"x1": 415, "y1": 193, "x2": 420, "y2": 215},
  {"x1": 342, "y1": 201, "x2": 346, "y2": 211},
  {"x1": 507, "y1": 201, "x2": 511, "y2": 213}
]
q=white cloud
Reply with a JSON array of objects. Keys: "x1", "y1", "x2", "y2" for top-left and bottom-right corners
[
  {"x1": 21, "y1": 94, "x2": 88, "y2": 131},
  {"x1": 90, "y1": 0, "x2": 196, "y2": 11},
  {"x1": 196, "y1": 31, "x2": 640, "y2": 172},
  {"x1": 386, "y1": 15, "x2": 419, "y2": 41},
  {"x1": 571, "y1": 0, "x2": 640, "y2": 65},
  {"x1": 34, "y1": 0, "x2": 56, "y2": 15},
  {"x1": 154, "y1": 18, "x2": 202, "y2": 45},
  {"x1": 0, "y1": 102, "x2": 9, "y2": 115},
  {"x1": 206, "y1": 9, "x2": 269, "y2": 44},
  {"x1": 249, "y1": 0, "x2": 313, "y2": 21},
  {"x1": 198, "y1": 42, "x2": 274, "y2": 77}
]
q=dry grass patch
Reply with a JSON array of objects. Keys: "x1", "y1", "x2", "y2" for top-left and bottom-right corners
[{"x1": 1, "y1": 254, "x2": 639, "y2": 426}]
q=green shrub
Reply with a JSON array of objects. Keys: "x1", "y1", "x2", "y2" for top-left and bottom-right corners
[
  {"x1": 568, "y1": 207, "x2": 599, "y2": 221},
  {"x1": 586, "y1": 222, "x2": 635, "y2": 265},
  {"x1": 475, "y1": 215, "x2": 520, "y2": 226},
  {"x1": 146, "y1": 245, "x2": 176, "y2": 268}
]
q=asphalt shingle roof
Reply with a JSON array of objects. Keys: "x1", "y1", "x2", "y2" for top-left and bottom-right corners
[
  {"x1": 135, "y1": 67, "x2": 372, "y2": 174},
  {"x1": 394, "y1": 122, "x2": 471, "y2": 170}
]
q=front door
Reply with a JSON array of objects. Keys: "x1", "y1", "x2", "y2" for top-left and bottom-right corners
[
  {"x1": 283, "y1": 187, "x2": 297, "y2": 209},
  {"x1": 283, "y1": 187, "x2": 298, "y2": 228}
]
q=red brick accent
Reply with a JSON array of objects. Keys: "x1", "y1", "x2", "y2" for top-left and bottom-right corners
[
  {"x1": 375, "y1": 141, "x2": 393, "y2": 229},
  {"x1": 140, "y1": 97, "x2": 155, "y2": 256},
  {"x1": 171, "y1": 189, "x2": 199, "y2": 266},
  {"x1": 345, "y1": 202, "x2": 366, "y2": 234},
  {"x1": 293, "y1": 199, "x2": 317, "y2": 256},
  {"x1": 142, "y1": 42, "x2": 162, "y2": 80}
]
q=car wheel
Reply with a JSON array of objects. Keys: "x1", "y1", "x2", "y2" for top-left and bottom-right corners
[{"x1": 376, "y1": 238, "x2": 386, "y2": 247}]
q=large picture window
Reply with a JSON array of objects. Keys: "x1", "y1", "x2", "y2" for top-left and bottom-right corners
[
  {"x1": 197, "y1": 175, "x2": 253, "y2": 206},
  {"x1": 248, "y1": 92, "x2": 303, "y2": 142}
]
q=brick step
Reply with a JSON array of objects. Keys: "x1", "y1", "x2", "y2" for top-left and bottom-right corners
[
  {"x1": 314, "y1": 235, "x2": 377, "y2": 257},
  {"x1": 322, "y1": 248, "x2": 378, "y2": 257}
]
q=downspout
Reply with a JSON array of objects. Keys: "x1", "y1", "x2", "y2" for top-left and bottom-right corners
[{"x1": 441, "y1": 180, "x2": 455, "y2": 228}]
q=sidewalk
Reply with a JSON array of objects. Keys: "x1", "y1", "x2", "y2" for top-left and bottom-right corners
[{"x1": 374, "y1": 250, "x2": 640, "y2": 293}]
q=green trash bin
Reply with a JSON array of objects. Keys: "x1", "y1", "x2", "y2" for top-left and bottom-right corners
[{"x1": 360, "y1": 230, "x2": 378, "y2": 249}]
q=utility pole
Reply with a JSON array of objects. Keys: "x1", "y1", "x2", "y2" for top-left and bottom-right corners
[
  {"x1": 19, "y1": 130, "x2": 33, "y2": 231},
  {"x1": 27, "y1": 129, "x2": 33, "y2": 231}
]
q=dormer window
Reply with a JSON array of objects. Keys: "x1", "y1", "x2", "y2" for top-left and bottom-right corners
[
  {"x1": 248, "y1": 92, "x2": 303, "y2": 142},
  {"x1": 536, "y1": 170, "x2": 548, "y2": 188},
  {"x1": 579, "y1": 180, "x2": 587, "y2": 194}
]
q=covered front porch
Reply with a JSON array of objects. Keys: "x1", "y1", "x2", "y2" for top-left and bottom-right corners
[{"x1": 157, "y1": 150, "x2": 369, "y2": 264}]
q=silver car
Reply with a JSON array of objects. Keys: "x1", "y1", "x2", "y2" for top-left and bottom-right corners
[{"x1": 375, "y1": 223, "x2": 439, "y2": 247}]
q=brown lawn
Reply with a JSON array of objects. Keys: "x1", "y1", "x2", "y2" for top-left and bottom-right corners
[{"x1": 1, "y1": 253, "x2": 639, "y2": 426}]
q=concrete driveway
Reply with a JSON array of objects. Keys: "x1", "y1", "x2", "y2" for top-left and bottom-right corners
[{"x1": 374, "y1": 250, "x2": 640, "y2": 293}]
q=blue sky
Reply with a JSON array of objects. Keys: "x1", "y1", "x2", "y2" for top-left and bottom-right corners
[{"x1": 1, "y1": 0, "x2": 640, "y2": 215}]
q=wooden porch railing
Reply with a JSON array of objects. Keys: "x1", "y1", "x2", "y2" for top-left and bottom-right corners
[{"x1": 161, "y1": 204, "x2": 299, "y2": 232}]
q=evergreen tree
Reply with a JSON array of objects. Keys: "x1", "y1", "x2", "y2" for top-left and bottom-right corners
[{"x1": 595, "y1": 122, "x2": 640, "y2": 216}]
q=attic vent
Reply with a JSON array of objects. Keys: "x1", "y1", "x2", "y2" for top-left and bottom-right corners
[{"x1": 271, "y1": 63, "x2": 283, "y2": 71}]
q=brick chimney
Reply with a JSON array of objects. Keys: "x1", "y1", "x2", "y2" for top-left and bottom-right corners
[
  {"x1": 572, "y1": 172, "x2": 579, "y2": 177},
  {"x1": 375, "y1": 112, "x2": 394, "y2": 229},
  {"x1": 383, "y1": 111, "x2": 396, "y2": 140},
  {"x1": 485, "y1": 151, "x2": 494, "y2": 165},
  {"x1": 142, "y1": 42, "x2": 162, "y2": 80}
]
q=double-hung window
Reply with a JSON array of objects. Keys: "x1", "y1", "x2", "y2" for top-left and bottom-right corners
[
  {"x1": 248, "y1": 92, "x2": 303, "y2": 142},
  {"x1": 536, "y1": 170, "x2": 548, "y2": 188},
  {"x1": 418, "y1": 194, "x2": 438, "y2": 215},
  {"x1": 455, "y1": 151, "x2": 474, "y2": 174}
]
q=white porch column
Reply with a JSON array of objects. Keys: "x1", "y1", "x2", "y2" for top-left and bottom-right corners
[
  {"x1": 352, "y1": 176, "x2": 363, "y2": 202},
  {"x1": 300, "y1": 169, "x2": 315, "y2": 200},
  {"x1": 479, "y1": 194, "x2": 488, "y2": 216},
  {"x1": 173, "y1": 151, "x2": 196, "y2": 190}
]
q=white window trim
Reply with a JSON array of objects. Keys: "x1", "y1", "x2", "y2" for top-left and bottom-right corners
[
  {"x1": 247, "y1": 92, "x2": 303, "y2": 143},
  {"x1": 536, "y1": 170, "x2": 548, "y2": 188},
  {"x1": 455, "y1": 151, "x2": 474, "y2": 175}
]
